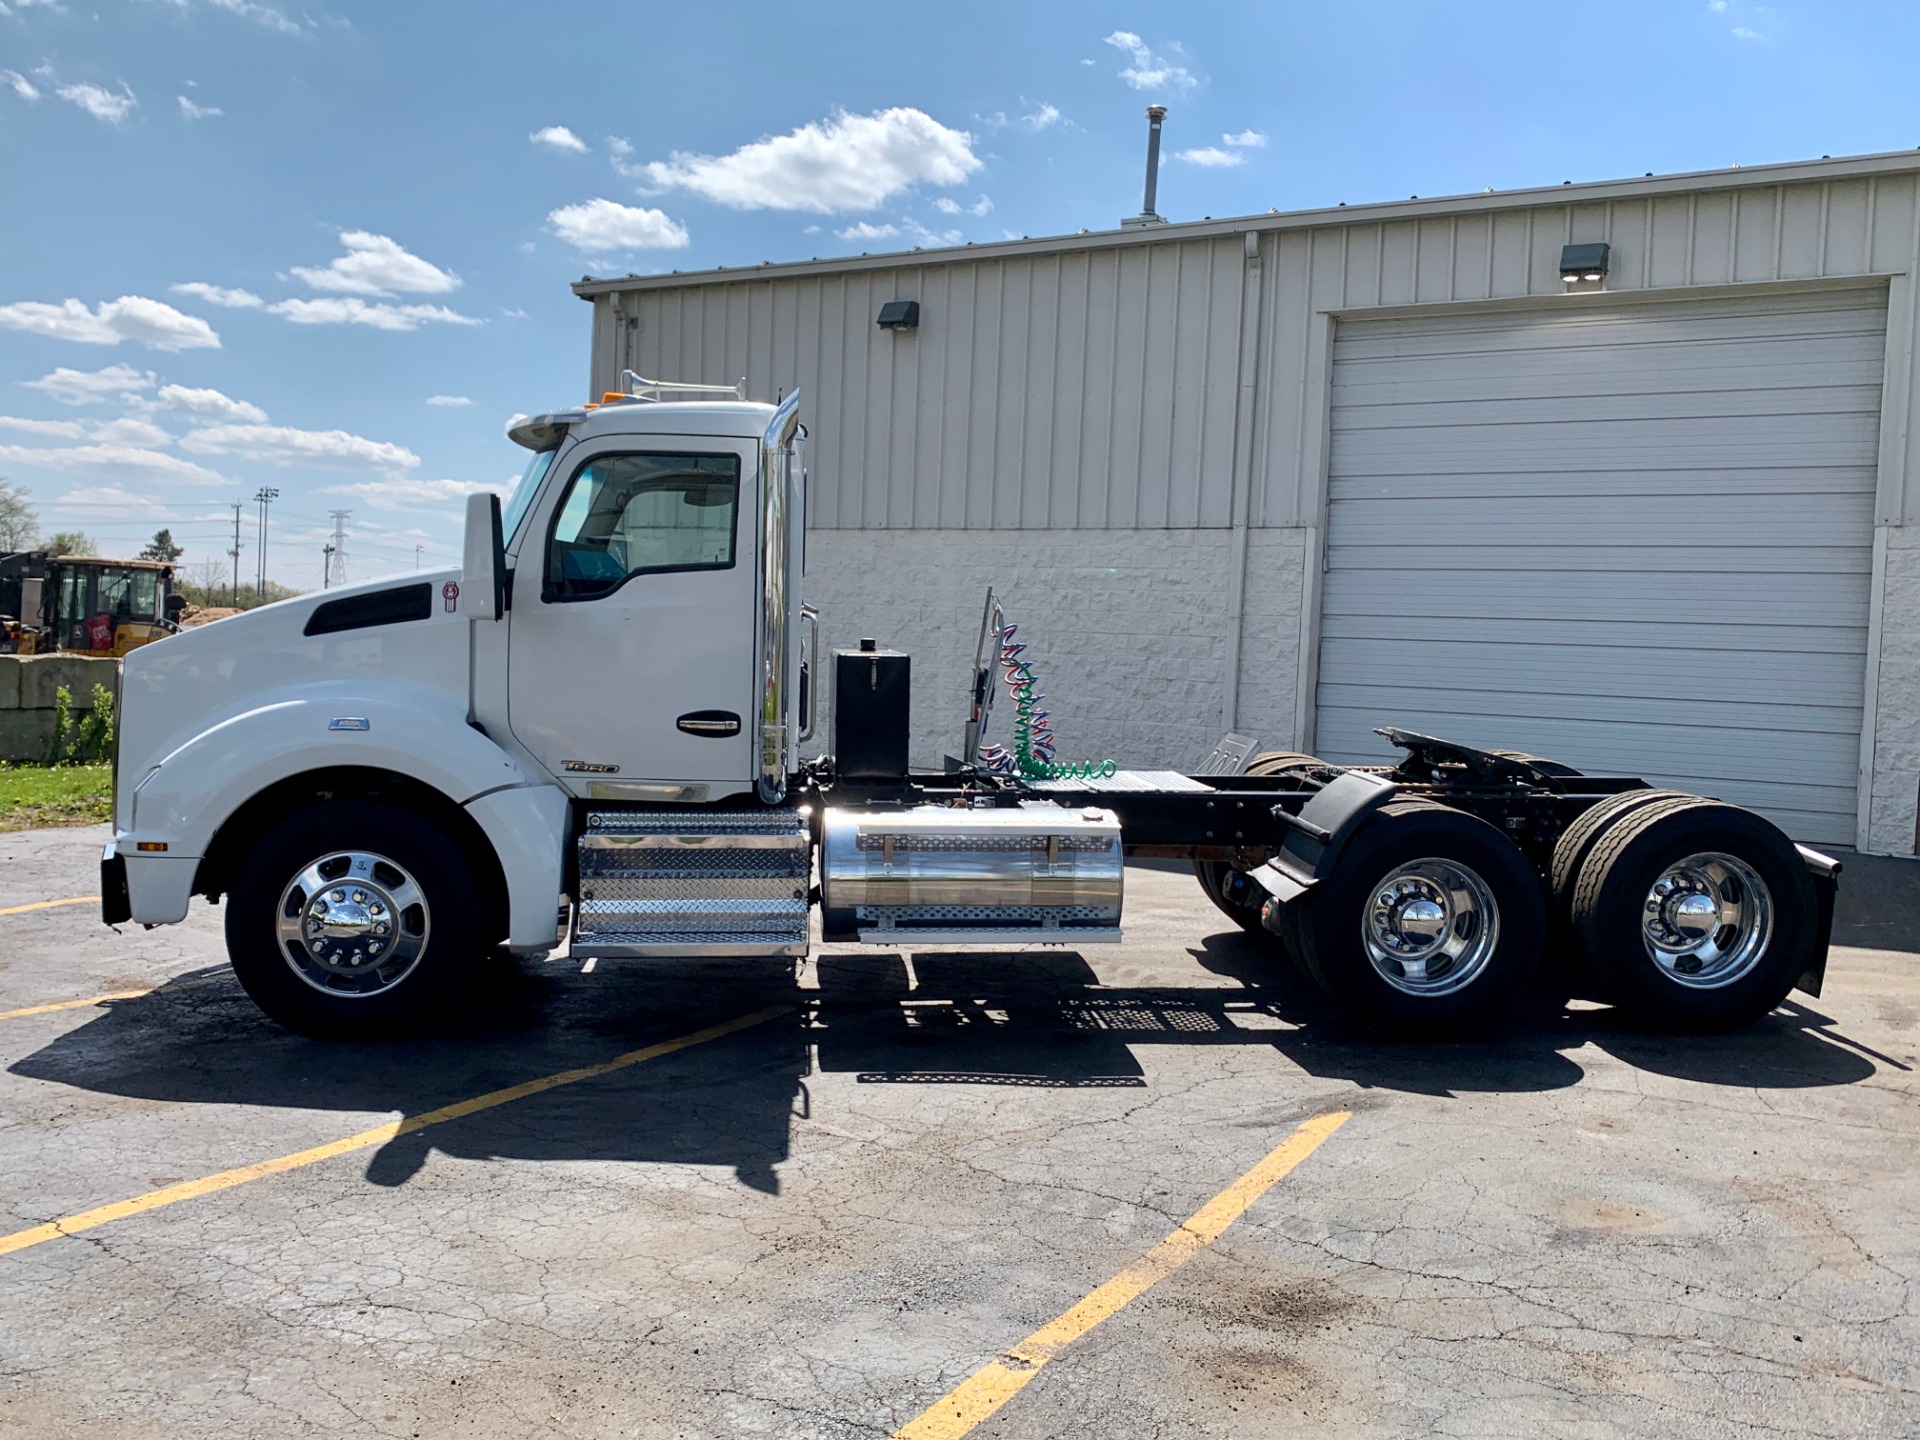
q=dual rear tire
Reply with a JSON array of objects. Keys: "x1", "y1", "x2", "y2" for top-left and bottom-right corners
[{"x1": 1212, "y1": 772, "x2": 1814, "y2": 1037}]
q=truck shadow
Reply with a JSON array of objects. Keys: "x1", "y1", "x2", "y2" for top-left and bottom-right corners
[{"x1": 9, "y1": 931, "x2": 1882, "y2": 1195}]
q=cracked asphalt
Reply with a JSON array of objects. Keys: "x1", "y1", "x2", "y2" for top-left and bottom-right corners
[{"x1": 1, "y1": 824, "x2": 1916, "y2": 1438}]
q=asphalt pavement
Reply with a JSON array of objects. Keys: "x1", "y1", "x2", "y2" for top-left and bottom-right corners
[{"x1": 1, "y1": 825, "x2": 1915, "y2": 1438}]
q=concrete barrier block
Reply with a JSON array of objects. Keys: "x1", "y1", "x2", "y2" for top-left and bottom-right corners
[
  {"x1": 0, "y1": 708, "x2": 56, "y2": 764},
  {"x1": 19, "y1": 654, "x2": 118, "y2": 710},
  {"x1": 0, "y1": 655, "x2": 21, "y2": 709}
]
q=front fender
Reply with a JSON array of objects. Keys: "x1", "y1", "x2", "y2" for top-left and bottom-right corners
[{"x1": 127, "y1": 683, "x2": 531, "y2": 857}]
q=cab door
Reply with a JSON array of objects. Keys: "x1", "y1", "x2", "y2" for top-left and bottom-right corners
[{"x1": 506, "y1": 435, "x2": 757, "y2": 796}]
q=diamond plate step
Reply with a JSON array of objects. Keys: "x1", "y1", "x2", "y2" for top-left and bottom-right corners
[{"x1": 573, "y1": 810, "x2": 811, "y2": 958}]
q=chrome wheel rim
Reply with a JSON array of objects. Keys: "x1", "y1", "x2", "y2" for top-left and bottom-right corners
[
  {"x1": 1641, "y1": 851, "x2": 1771, "y2": 989},
  {"x1": 275, "y1": 850, "x2": 430, "y2": 998},
  {"x1": 1361, "y1": 858, "x2": 1500, "y2": 997}
]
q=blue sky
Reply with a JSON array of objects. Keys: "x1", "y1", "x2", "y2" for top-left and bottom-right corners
[{"x1": 3, "y1": 0, "x2": 1918, "y2": 589}]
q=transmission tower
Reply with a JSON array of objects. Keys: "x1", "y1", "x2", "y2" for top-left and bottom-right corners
[{"x1": 327, "y1": 510, "x2": 351, "y2": 588}]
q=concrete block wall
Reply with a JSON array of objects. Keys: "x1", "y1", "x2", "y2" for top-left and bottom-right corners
[
  {"x1": 801, "y1": 528, "x2": 1309, "y2": 771},
  {"x1": 1869, "y1": 525, "x2": 1920, "y2": 854},
  {"x1": 0, "y1": 655, "x2": 120, "y2": 763}
]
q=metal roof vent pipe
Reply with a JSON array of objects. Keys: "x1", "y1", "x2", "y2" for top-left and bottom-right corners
[{"x1": 1122, "y1": 105, "x2": 1170, "y2": 229}]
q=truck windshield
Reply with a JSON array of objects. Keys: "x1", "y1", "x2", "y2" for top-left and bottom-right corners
[{"x1": 502, "y1": 448, "x2": 557, "y2": 546}]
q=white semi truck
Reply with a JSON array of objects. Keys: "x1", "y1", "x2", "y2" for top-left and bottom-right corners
[{"x1": 102, "y1": 382, "x2": 1840, "y2": 1040}]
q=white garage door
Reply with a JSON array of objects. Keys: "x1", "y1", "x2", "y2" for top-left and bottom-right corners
[{"x1": 1316, "y1": 287, "x2": 1886, "y2": 844}]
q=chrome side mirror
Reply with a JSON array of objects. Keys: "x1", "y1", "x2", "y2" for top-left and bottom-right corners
[{"x1": 460, "y1": 491, "x2": 505, "y2": 621}]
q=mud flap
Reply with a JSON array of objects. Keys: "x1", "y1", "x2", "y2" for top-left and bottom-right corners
[
  {"x1": 1794, "y1": 844, "x2": 1842, "y2": 998},
  {"x1": 100, "y1": 843, "x2": 131, "y2": 926},
  {"x1": 1248, "y1": 770, "x2": 1398, "y2": 928}
]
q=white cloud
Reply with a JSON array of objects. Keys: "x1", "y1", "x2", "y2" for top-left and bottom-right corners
[
  {"x1": 170, "y1": 281, "x2": 263, "y2": 308},
  {"x1": 183, "y1": 0, "x2": 308, "y2": 36},
  {"x1": 267, "y1": 297, "x2": 483, "y2": 331},
  {"x1": 2, "y1": 70, "x2": 40, "y2": 101},
  {"x1": 179, "y1": 422, "x2": 420, "y2": 471},
  {"x1": 0, "y1": 296, "x2": 220, "y2": 350},
  {"x1": 546, "y1": 198, "x2": 691, "y2": 253},
  {"x1": 1021, "y1": 102, "x2": 1062, "y2": 132},
  {"x1": 156, "y1": 383, "x2": 267, "y2": 423},
  {"x1": 1733, "y1": 25, "x2": 1763, "y2": 38},
  {"x1": 90, "y1": 416, "x2": 172, "y2": 447},
  {"x1": 1103, "y1": 32, "x2": 1198, "y2": 95},
  {"x1": 530, "y1": 125, "x2": 587, "y2": 153},
  {"x1": 1175, "y1": 146, "x2": 1245, "y2": 168},
  {"x1": 58, "y1": 487, "x2": 172, "y2": 519},
  {"x1": 290, "y1": 231, "x2": 461, "y2": 297},
  {"x1": 500, "y1": 307, "x2": 529, "y2": 320},
  {"x1": 932, "y1": 194, "x2": 994, "y2": 217},
  {"x1": 835, "y1": 221, "x2": 899, "y2": 242},
  {"x1": 0, "y1": 443, "x2": 228, "y2": 486},
  {"x1": 638, "y1": 107, "x2": 982, "y2": 213},
  {"x1": 321, "y1": 476, "x2": 501, "y2": 511},
  {"x1": 0, "y1": 416, "x2": 87, "y2": 438},
  {"x1": 425, "y1": 394, "x2": 472, "y2": 407},
  {"x1": 55, "y1": 81, "x2": 138, "y2": 124},
  {"x1": 1708, "y1": 1, "x2": 1728, "y2": 10},
  {"x1": 177, "y1": 94, "x2": 221, "y2": 119},
  {"x1": 1223, "y1": 129, "x2": 1266, "y2": 148},
  {"x1": 21, "y1": 364, "x2": 154, "y2": 404}
]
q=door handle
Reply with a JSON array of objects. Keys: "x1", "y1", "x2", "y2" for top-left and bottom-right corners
[{"x1": 677, "y1": 710, "x2": 743, "y2": 737}]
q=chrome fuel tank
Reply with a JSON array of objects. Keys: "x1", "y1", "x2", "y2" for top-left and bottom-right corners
[{"x1": 819, "y1": 803, "x2": 1123, "y2": 944}]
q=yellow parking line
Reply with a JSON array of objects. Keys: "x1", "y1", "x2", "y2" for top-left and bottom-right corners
[
  {"x1": 0, "y1": 989, "x2": 153, "y2": 1022},
  {"x1": 0, "y1": 1005, "x2": 790, "y2": 1259},
  {"x1": 0, "y1": 896, "x2": 99, "y2": 918},
  {"x1": 891, "y1": 1109, "x2": 1352, "y2": 1440}
]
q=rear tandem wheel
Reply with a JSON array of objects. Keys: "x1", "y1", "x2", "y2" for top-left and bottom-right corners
[
  {"x1": 1285, "y1": 800, "x2": 1546, "y2": 1036},
  {"x1": 1563, "y1": 795, "x2": 1816, "y2": 1032}
]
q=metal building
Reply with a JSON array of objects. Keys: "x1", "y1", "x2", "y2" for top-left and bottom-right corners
[{"x1": 573, "y1": 149, "x2": 1920, "y2": 856}]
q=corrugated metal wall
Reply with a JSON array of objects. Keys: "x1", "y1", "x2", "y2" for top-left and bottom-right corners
[
  {"x1": 620, "y1": 237, "x2": 1247, "y2": 529},
  {"x1": 591, "y1": 170, "x2": 1920, "y2": 535}
]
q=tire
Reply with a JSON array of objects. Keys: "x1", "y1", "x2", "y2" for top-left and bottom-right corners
[
  {"x1": 225, "y1": 799, "x2": 489, "y2": 1039},
  {"x1": 1289, "y1": 800, "x2": 1545, "y2": 1036},
  {"x1": 1194, "y1": 751, "x2": 1323, "y2": 935},
  {"x1": 1550, "y1": 789, "x2": 1693, "y2": 928},
  {"x1": 1486, "y1": 748, "x2": 1582, "y2": 778},
  {"x1": 1567, "y1": 796, "x2": 1815, "y2": 1032}
]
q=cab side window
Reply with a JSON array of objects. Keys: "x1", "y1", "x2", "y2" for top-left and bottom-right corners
[{"x1": 544, "y1": 452, "x2": 740, "y2": 601}]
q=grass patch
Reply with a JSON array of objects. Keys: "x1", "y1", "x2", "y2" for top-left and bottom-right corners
[{"x1": 0, "y1": 765, "x2": 112, "y2": 831}]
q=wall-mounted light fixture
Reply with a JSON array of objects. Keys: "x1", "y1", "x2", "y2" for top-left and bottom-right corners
[
  {"x1": 877, "y1": 300, "x2": 920, "y2": 331},
  {"x1": 1560, "y1": 242, "x2": 1611, "y2": 286}
]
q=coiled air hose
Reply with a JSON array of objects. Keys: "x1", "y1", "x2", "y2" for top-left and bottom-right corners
[{"x1": 977, "y1": 621, "x2": 1117, "y2": 781}]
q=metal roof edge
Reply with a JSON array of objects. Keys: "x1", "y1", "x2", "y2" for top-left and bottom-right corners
[{"x1": 570, "y1": 148, "x2": 1920, "y2": 299}]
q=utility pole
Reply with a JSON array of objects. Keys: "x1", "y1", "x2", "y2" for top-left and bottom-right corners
[
  {"x1": 322, "y1": 543, "x2": 336, "y2": 588},
  {"x1": 253, "y1": 486, "x2": 279, "y2": 602},
  {"x1": 414, "y1": 544, "x2": 424, "y2": 570},
  {"x1": 229, "y1": 502, "x2": 243, "y2": 607},
  {"x1": 327, "y1": 509, "x2": 350, "y2": 589}
]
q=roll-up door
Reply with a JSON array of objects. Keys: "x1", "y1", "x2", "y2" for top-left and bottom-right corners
[{"x1": 1316, "y1": 287, "x2": 1885, "y2": 844}]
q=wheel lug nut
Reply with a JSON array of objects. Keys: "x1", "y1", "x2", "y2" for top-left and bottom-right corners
[{"x1": 330, "y1": 889, "x2": 345, "y2": 903}]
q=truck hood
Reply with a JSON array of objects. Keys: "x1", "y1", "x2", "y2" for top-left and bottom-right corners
[{"x1": 117, "y1": 569, "x2": 470, "y2": 824}]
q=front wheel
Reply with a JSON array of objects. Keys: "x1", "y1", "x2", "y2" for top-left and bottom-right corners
[
  {"x1": 1567, "y1": 796, "x2": 1815, "y2": 1031},
  {"x1": 1289, "y1": 801, "x2": 1545, "y2": 1036},
  {"x1": 226, "y1": 799, "x2": 489, "y2": 1038}
]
